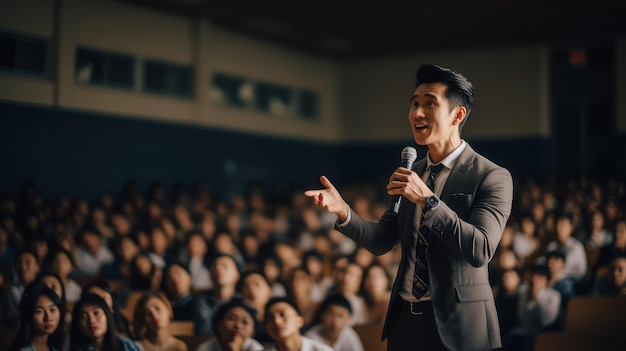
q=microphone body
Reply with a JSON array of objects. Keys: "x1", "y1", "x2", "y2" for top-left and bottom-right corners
[{"x1": 390, "y1": 147, "x2": 418, "y2": 214}]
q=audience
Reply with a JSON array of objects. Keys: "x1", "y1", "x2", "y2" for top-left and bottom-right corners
[
  {"x1": 2, "y1": 249, "x2": 41, "y2": 328},
  {"x1": 263, "y1": 297, "x2": 333, "y2": 351},
  {"x1": 9, "y1": 284, "x2": 66, "y2": 351},
  {"x1": 494, "y1": 268, "x2": 521, "y2": 338},
  {"x1": 360, "y1": 262, "x2": 391, "y2": 324},
  {"x1": 195, "y1": 298, "x2": 264, "y2": 351},
  {"x1": 544, "y1": 211, "x2": 588, "y2": 282},
  {"x1": 185, "y1": 231, "x2": 213, "y2": 292},
  {"x1": 592, "y1": 256, "x2": 626, "y2": 296},
  {"x1": 74, "y1": 226, "x2": 114, "y2": 278},
  {"x1": 335, "y1": 261, "x2": 367, "y2": 326},
  {"x1": 504, "y1": 263, "x2": 561, "y2": 351},
  {"x1": 82, "y1": 279, "x2": 131, "y2": 337},
  {"x1": 48, "y1": 248, "x2": 82, "y2": 303},
  {"x1": 162, "y1": 262, "x2": 198, "y2": 322},
  {"x1": 304, "y1": 294, "x2": 364, "y2": 351},
  {"x1": 69, "y1": 293, "x2": 142, "y2": 351},
  {"x1": 194, "y1": 254, "x2": 242, "y2": 335},
  {"x1": 237, "y1": 271, "x2": 274, "y2": 344},
  {"x1": 284, "y1": 267, "x2": 319, "y2": 329},
  {"x1": 545, "y1": 247, "x2": 576, "y2": 311},
  {"x1": 131, "y1": 290, "x2": 187, "y2": 351},
  {"x1": 0, "y1": 176, "x2": 624, "y2": 351}
]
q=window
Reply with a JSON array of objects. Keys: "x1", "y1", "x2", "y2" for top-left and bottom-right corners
[
  {"x1": 75, "y1": 47, "x2": 134, "y2": 89},
  {"x1": 0, "y1": 31, "x2": 48, "y2": 76},
  {"x1": 210, "y1": 73, "x2": 250, "y2": 107},
  {"x1": 297, "y1": 90, "x2": 320, "y2": 119},
  {"x1": 143, "y1": 60, "x2": 193, "y2": 98},
  {"x1": 254, "y1": 82, "x2": 291, "y2": 115},
  {"x1": 210, "y1": 72, "x2": 321, "y2": 120}
]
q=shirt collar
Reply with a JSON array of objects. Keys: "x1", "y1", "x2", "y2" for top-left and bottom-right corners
[{"x1": 426, "y1": 140, "x2": 467, "y2": 170}]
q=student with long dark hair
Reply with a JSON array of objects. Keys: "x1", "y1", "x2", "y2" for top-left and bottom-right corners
[
  {"x1": 82, "y1": 279, "x2": 130, "y2": 337},
  {"x1": 9, "y1": 285, "x2": 66, "y2": 351},
  {"x1": 69, "y1": 293, "x2": 142, "y2": 351}
]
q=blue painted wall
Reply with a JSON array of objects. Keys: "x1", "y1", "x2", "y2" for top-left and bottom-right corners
[{"x1": 3, "y1": 101, "x2": 621, "y2": 202}]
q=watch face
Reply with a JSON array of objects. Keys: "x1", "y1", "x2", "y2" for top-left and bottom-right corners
[{"x1": 427, "y1": 196, "x2": 439, "y2": 208}]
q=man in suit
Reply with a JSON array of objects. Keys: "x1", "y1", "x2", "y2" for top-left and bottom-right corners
[{"x1": 305, "y1": 64, "x2": 513, "y2": 350}]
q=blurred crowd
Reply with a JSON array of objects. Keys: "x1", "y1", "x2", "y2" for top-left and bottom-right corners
[{"x1": 0, "y1": 175, "x2": 625, "y2": 350}]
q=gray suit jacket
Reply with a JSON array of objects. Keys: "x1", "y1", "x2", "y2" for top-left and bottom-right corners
[{"x1": 337, "y1": 144, "x2": 513, "y2": 350}]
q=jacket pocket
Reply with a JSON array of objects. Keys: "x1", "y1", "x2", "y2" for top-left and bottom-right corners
[{"x1": 455, "y1": 284, "x2": 493, "y2": 302}]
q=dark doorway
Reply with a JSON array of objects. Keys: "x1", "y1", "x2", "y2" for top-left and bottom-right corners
[{"x1": 549, "y1": 42, "x2": 616, "y2": 182}]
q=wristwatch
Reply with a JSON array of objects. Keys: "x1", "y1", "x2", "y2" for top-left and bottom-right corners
[{"x1": 424, "y1": 194, "x2": 440, "y2": 214}]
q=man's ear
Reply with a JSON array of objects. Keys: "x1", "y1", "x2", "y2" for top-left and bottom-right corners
[
  {"x1": 297, "y1": 315, "x2": 305, "y2": 329},
  {"x1": 453, "y1": 106, "x2": 467, "y2": 125}
]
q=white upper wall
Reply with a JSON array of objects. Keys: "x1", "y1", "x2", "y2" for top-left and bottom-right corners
[
  {"x1": 0, "y1": 0, "x2": 54, "y2": 37},
  {"x1": 339, "y1": 45, "x2": 550, "y2": 143},
  {"x1": 3, "y1": 0, "x2": 623, "y2": 143}
]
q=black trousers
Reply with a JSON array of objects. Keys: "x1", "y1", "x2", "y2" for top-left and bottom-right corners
[{"x1": 386, "y1": 299, "x2": 447, "y2": 351}]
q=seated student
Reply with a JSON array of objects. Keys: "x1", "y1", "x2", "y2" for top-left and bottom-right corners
[
  {"x1": 504, "y1": 263, "x2": 561, "y2": 351},
  {"x1": 335, "y1": 262, "x2": 367, "y2": 326},
  {"x1": 194, "y1": 254, "x2": 243, "y2": 335},
  {"x1": 9, "y1": 285, "x2": 66, "y2": 351},
  {"x1": 163, "y1": 262, "x2": 198, "y2": 321},
  {"x1": 494, "y1": 269, "x2": 521, "y2": 338},
  {"x1": 195, "y1": 298, "x2": 265, "y2": 351},
  {"x1": 132, "y1": 290, "x2": 187, "y2": 351},
  {"x1": 185, "y1": 232, "x2": 212, "y2": 292},
  {"x1": 2, "y1": 249, "x2": 41, "y2": 328},
  {"x1": 74, "y1": 226, "x2": 114, "y2": 278},
  {"x1": 69, "y1": 293, "x2": 143, "y2": 351},
  {"x1": 264, "y1": 297, "x2": 333, "y2": 351},
  {"x1": 360, "y1": 263, "x2": 391, "y2": 325},
  {"x1": 237, "y1": 271, "x2": 274, "y2": 344},
  {"x1": 301, "y1": 250, "x2": 333, "y2": 303},
  {"x1": 284, "y1": 267, "x2": 319, "y2": 329},
  {"x1": 33, "y1": 271, "x2": 72, "y2": 334},
  {"x1": 82, "y1": 279, "x2": 131, "y2": 337},
  {"x1": 546, "y1": 247, "x2": 576, "y2": 312},
  {"x1": 48, "y1": 248, "x2": 82, "y2": 303},
  {"x1": 592, "y1": 256, "x2": 626, "y2": 296},
  {"x1": 34, "y1": 271, "x2": 66, "y2": 305},
  {"x1": 303, "y1": 294, "x2": 364, "y2": 351}
]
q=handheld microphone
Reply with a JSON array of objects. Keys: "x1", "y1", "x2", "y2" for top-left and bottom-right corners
[{"x1": 390, "y1": 146, "x2": 418, "y2": 214}]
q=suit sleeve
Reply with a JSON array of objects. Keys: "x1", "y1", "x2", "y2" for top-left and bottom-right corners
[
  {"x1": 422, "y1": 166, "x2": 513, "y2": 267},
  {"x1": 336, "y1": 210, "x2": 401, "y2": 256}
]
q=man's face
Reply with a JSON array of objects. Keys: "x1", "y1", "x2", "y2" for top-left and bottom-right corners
[
  {"x1": 612, "y1": 258, "x2": 626, "y2": 287},
  {"x1": 321, "y1": 305, "x2": 351, "y2": 336},
  {"x1": 241, "y1": 273, "x2": 272, "y2": 307},
  {"x1": 408, "y1": 82, "x2": 463, "y2": 148},
  {"x1": 556, "y1": 218, "x2": 573, "y2": 243},
  {"x1": 210, "y1": 256, "x2": 240, "y2": 286},
  {"x1": 547, "y1": 256, "x2": 565, "y2": 274},
  {"x1": 166, "y1": 265, "x2": 191, "y2": 297},
  {"x1": 265, "y1": 302, "x2": 303, "y2": 341}
]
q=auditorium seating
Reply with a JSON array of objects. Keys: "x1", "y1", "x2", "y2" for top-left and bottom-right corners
[
  {"x1": 563, "y1": 296, "x2": 626, "y2": 333},
  {"x1": 170, "y1": 320, "x2": 195, "y2": 336},
  {"x1": 354, "y1": 323, "x2": 387, "y2": 351},
  {"x1": 534, "y1": 332, "x2": 626, "y2": 351}
]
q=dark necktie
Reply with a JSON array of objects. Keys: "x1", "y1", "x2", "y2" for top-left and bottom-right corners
[{"x1": 412, "y1": 163, "x2": 444, "y2": 299}]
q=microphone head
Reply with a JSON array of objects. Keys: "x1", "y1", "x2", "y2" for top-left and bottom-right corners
[{"x1": 401, "y1": 146, "x2": 418, "y2": 162}]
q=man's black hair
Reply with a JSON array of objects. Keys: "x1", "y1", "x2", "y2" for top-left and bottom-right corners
[{"x1": 414, "y1": 64, "x2": 474, "y2": 132}]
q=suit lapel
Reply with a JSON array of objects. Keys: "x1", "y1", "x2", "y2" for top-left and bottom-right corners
[{"x1": 440, "y1": 144, "x2": 476, "y2": 201}]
